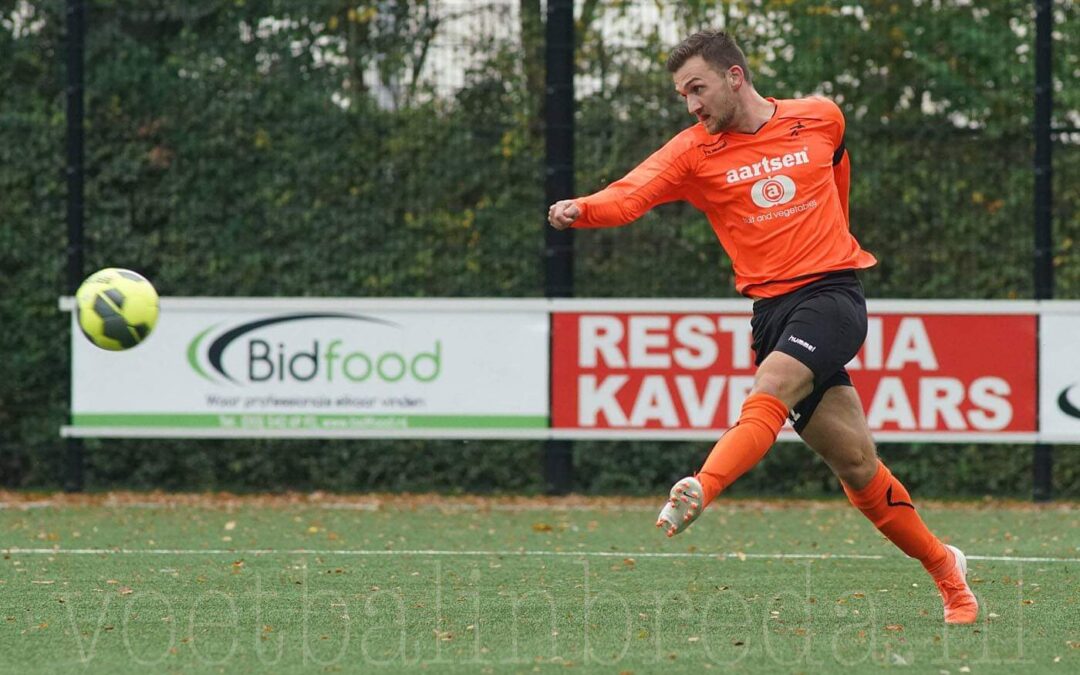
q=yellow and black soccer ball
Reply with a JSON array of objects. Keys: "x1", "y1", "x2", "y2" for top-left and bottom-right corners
[{"x1": 75, "y1": 268, "x2": 159, "y2": 351}]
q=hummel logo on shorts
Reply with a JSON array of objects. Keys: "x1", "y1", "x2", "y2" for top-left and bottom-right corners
[{"x1": 788, "y1": 335, "x2": 817, "y2": 352}]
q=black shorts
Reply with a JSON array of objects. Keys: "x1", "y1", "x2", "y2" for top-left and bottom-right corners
[{"x1": 750, "y1": 271, "x2": 868, "y2": 433}]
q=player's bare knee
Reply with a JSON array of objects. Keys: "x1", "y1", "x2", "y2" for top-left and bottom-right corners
[
  {"x1": 849, "y1": 456, "x2": 879, "y2": 487},
  {"x1": 832, "y1": 444, "x2": 878, "y2": 488},
  {"x1": 752, "y1": 371, "x2": 812, "y2": 408},
  {"x1": 750, "y1": 374, "x2": 781, "y2": 398}
]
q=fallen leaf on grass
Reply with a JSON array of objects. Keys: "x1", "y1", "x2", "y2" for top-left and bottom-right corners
[
  {"x1": 532, "y1": 523, "x2": 553, "y2": 532},
  {"x1": 885, "y1": 624, "x2": 904, "y2": 632}
]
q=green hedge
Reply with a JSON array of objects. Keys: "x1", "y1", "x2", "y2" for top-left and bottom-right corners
[{"x1": 6, "y1": 434, "x2": 1079, "y2": 499}]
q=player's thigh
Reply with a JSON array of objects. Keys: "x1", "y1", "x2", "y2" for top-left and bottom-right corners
[
  {"x1": 752, "y1": 350, "x2": 815, "y2": 408},
  {"x1": 797, "y1": 385, "x2": 878, "y2": 488}
]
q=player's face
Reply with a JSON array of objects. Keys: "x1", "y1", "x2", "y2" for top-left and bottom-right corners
[{"x1": 673, "y1": 55, "x2": 739, "y2": 134}]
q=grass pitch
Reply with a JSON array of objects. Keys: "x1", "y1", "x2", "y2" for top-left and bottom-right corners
[{"x1": 1, "y1": 493, "x2": 1077, "y2": 673}]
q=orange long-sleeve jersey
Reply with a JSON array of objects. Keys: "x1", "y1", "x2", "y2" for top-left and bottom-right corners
[{"x1": 574, "y1": 97, "x2": 877, "y2": 298}]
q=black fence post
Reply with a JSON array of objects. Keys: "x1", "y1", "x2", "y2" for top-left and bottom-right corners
[
  {"x1": 1032, "y1": 0, "x2": 1053, "y2": 502},
  {"x1": 65, "y1": 0, "x2": 86, "y2": 493},
  {"x1": 543, "y1": 0, "x2": 574, "y2": 495}
]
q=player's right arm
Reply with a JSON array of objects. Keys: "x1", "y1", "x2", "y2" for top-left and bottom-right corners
[
  {"x1": 547, "y1": 131, "x2": 699, "y2": 230},
  {"x1": 547, "y1": 199, "x2": 580, "y2": 230}
]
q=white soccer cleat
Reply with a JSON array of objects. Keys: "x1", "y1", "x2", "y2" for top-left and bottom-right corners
[
  {"x1": 656, "y1": 476, "x2": 704, "y2": 537},
  {"x1": 936, "y1": 544, "x2": 979, "y2": 624}
]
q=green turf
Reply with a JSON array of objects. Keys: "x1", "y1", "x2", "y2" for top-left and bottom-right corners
[{"x1": 1, "y1": 499, "x2": 1077, "y2": 673}]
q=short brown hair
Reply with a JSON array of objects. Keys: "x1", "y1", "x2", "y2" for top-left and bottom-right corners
[{"x1": 666, "y1": 30, "x2": 751, "y2": 82}]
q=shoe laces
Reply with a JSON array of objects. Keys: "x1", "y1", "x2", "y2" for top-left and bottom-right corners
[{"x1": 936, "y1": 576, "x2": 966, "y2": 594}]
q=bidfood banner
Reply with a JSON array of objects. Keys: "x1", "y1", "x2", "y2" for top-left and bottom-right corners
[
  {"x1": 550, "y1": 301, "x2": 1039, "y2": 442},
  {"x1": 64, "y1": 299, "x2": 550, "y2": 438}
]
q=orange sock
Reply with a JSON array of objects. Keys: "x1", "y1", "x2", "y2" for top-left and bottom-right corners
[
  {"x1": 843, "y1": 461, "x2": 950, "y2": 577},
  {"x1": 696, "y1": 392, "x2": 789, "y2": 505}
]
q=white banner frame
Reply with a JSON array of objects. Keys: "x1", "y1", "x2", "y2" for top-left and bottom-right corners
[{"x1": 61, "y1": 297, "x2": 552, "y2": 440}]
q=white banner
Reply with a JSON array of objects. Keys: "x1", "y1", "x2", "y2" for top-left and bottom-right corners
[
  {"x1": 64, "y1": 298, "x2": 550, "y2": 438},
  {"x1": 1039, "y1": 307, "x2": 1080, "y2": 442}
]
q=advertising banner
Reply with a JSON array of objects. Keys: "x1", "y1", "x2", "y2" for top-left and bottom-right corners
[
  {"x1": 551, "y1": 301, "x2": 1039, "y2": 442},
  {"x1": 64, "y1": 297, "x2": 1063, "y2": 442},
  {"x1": 64, "y1": 299, "x2": 550, "y2": 438},
  {"x1": 1038, "y1": 306, "x2": 1080, "y2": 442}
]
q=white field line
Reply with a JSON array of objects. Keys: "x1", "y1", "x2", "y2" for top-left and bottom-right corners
[
  {"x1": 2, "y1": 547, "x2": 1078, "y2": 563},
  {"x1": 3, "y1": 500, "x2": 1074, "y2": 514},
  {"x1": 0, "y1": 501, "x2": 655, "y2": 512}
]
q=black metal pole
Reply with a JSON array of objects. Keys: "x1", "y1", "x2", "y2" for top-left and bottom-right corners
[
  {"x1": 543, "y1": 0, "x2": 574, "y2": 495},
  {"x1": 544, "y1": 0, "x2": 574, "y2": 296},
  {"x1": 1032, "y1": 0, "x2": 1053, "y2": 502},
  {"x1": 65, "y1": 0, "x2": 86, "y2": 493}
]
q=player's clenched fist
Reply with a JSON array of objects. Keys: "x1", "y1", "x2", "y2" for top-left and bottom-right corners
[{"x1": 547, "y1": 200, "x2": 580, "y2": 230}]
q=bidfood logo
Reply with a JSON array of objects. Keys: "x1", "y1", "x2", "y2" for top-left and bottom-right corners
[
  {"x1": 1058, "y1": 384, "x2": 1080, "y2": 420},
  {"x1": 187, "y1": 313, "x2": 441, "y2": 385}
]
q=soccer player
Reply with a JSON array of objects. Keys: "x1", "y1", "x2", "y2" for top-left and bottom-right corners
[{"x1": 547, "y1": 30, "x2": 978, "y2": 625}]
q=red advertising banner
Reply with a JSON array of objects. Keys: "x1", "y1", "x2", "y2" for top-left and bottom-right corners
[{"x1": 551, "y1": 311, "x2": 1037, "y2": 441}]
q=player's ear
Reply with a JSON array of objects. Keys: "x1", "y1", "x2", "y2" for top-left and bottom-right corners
[{"x1": 728, "y1": 66, "x2": 744, "y2": 89}]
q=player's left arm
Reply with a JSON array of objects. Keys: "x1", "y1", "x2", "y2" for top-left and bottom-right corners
[
  {"x1": 819, "y1": 97, "x2": 851, "y2": 224},
  {"x1": 832, "y1": 140, "x2": 850, "y2": 224}
]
